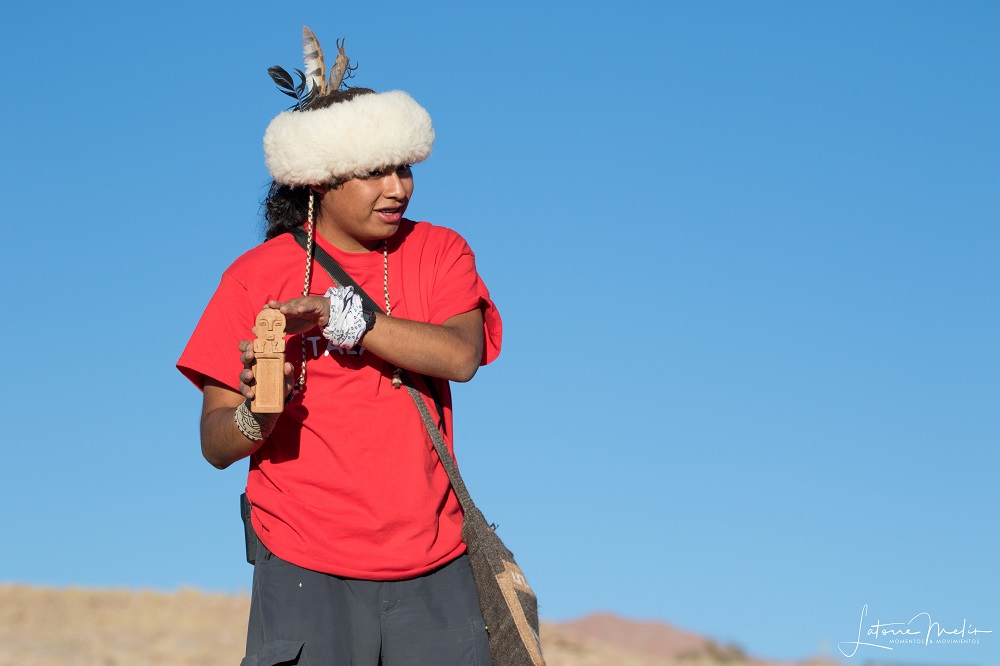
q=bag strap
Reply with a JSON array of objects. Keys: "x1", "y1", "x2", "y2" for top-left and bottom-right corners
[
  {"x1": 289, "y1": 227, "x2": 449, "y2": 434},
  {"x1": 289, "y1": 227, "x2": 478, "y2": 513},
  {"x1": 405, "y1": 383, "x2": 478, "y2": 514},
  {"x1": 290, "y1": 227, "x2": 381, "y2": 311}
]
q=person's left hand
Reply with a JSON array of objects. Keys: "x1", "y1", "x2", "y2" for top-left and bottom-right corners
[{"x1": 265, "y1": 297, "x2": 331, "y2": 335}]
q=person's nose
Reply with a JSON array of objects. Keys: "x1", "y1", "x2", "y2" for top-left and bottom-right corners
[{"x1": 383, "y1": 171, "x2": 407, "y2": 199}]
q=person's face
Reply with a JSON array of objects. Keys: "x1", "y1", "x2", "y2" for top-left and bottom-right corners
[{"x1": 314, "y1": 164, "x2": 414, "y2": 252}]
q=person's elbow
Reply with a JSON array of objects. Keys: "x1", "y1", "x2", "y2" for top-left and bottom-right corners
[
  {"x1": 440, "y1": 309, "x2": 484, "y2": 383},
  {"x1": 449, "y1": 343, "x2": 482, "y2": 383},
  {"x1": 202, "y1": 442, "x2": 236, "y2": 470},
  {"x1": 452, "y1": 360, "x2": 480, "y2": 383},
  {"x1": 200, "y1": 412, "x2": 244, "y2": 470}
]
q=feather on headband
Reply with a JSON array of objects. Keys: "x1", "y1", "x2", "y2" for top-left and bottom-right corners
[
  {"x1": 302, "y1": 27, "x2": 327, "y2": 99},
  {"x1": 263, "y1": 27, "x2": 434, "y2": 186}
]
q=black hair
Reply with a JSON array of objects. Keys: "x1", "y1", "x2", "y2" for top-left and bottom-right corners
[{"x1": 261, "y1": 182, "x2": 313, "y2": 240}]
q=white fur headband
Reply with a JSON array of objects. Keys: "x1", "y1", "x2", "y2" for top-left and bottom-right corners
[{"x1": 263, "y1": 90, "x2": 435, "y2": 186}]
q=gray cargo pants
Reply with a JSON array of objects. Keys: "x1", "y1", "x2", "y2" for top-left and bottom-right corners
[{"x1": 241, "y1": 539, "x2": 492, "y2": 665}]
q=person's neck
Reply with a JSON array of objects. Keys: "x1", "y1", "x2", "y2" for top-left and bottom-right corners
[{"x1": 315, "y1": 220, "x2": 380, "y2": 253}]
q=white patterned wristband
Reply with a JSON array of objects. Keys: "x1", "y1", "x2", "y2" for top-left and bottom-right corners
[
  {"x1": 322, "y1": 286, "x2": 367, "y2": 348},
  {"x1": 234, "y1": 401, "x2": 279, "y2": 441}
]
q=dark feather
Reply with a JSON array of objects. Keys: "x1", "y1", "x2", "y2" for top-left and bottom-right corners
[
  {"x1": 301, "y1": 86, "x2": 319, "y2": 109},
  {"x1": 268, "y1": 66, "x2": 303, "y2": 102},
  {"x1": 268, "y1": 65, "x2": 321, "y2": 110}
]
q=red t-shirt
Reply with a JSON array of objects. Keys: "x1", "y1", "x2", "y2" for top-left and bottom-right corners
[{"x1": 177, "y1": 219, "x2": 501, "y2": 579}]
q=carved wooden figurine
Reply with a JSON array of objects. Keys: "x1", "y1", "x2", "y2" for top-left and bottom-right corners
[{"x1": 250, "y1": 308, "x2": 286, "y2": 413}]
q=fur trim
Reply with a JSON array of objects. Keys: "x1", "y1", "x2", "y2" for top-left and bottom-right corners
[{"x1": 264, "y1": 90, "x2": 434, "y2": 185}]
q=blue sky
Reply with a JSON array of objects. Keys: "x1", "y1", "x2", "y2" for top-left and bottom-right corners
[{"x1": 1, "y1": 2, "x2": 996, "y2": 664}]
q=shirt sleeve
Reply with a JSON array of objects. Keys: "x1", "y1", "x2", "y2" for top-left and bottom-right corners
[
  {"x1": 177, "y1": 270, "x2": 256, "y2": 392},
  {"x1": 428, "y1": 230, "x2": 502, "y2": 365}
]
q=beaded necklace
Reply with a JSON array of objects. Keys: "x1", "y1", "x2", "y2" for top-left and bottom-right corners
[{"x1": 295, "y1": 192, "x2": 402, "y2": 394}]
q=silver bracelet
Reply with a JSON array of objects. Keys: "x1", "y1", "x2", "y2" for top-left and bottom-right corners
[{"x1": 234, "y1": 401, "x2": 278, "y2": 441}]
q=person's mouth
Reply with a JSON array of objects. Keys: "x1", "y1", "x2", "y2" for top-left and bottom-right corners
[{"x1": 375, "y1": 206, "x2": 404, "y2": 224}]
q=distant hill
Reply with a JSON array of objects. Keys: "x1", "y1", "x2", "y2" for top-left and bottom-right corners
[{"x1": 0, "y1": 585, "x2": 839, "y2": 665}]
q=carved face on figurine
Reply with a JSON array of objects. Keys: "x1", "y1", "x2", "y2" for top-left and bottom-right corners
[
  {"x1": 253, "y1": 308, "x2": 287, "y2": 354},
  {"x1": 254, "y1": 309, "x2": 286, "y2": 340}
]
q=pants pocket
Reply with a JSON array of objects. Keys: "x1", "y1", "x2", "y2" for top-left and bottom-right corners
[{"x1": 240, "y1": 639, "x2": 304, "y2": 666}]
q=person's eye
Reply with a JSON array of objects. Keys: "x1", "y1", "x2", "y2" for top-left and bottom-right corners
[
  {"x1": 397, "y1": 164, "x2": 412, "y2": 174},
  {"x1": 363, "y1": 168, "x2": 387, "y2": 179}
]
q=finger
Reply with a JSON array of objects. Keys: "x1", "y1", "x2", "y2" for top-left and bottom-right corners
[
  {"x1": 280, "y1": 297, "x2": 325, "y2": 314},
  {"x1": 238, "y1": 378, "x2": 255, "y2": 400},
  {"x1": 280, "y1": 301, "x2": 312, "y2": 315},
  {"x1": 282, "y1": 363, "x2": 297, "y2": 395},
  {"x1": 240, "y1": 346, "x2": 256, "y2": 367}
]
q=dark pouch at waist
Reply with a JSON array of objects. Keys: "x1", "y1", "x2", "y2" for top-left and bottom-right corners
[{"x1": 240, "y1": 492, "x2": 258, "y2": 565}]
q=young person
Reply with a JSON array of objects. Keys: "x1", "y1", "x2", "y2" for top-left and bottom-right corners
[{"x1": 178, "y1": 28, "x2": 501, "y2": 665}]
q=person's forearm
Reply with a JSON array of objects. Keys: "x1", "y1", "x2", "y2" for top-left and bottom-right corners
[
  {"x1": 272, "y1": 298, "x2": 484, "y2": 382},
  {"x1": 200, "y1": 402, "x2": 268, "y2": 470},
  {"x1": 360, "y1": 311, "x2": 483, "y2": 382}
]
